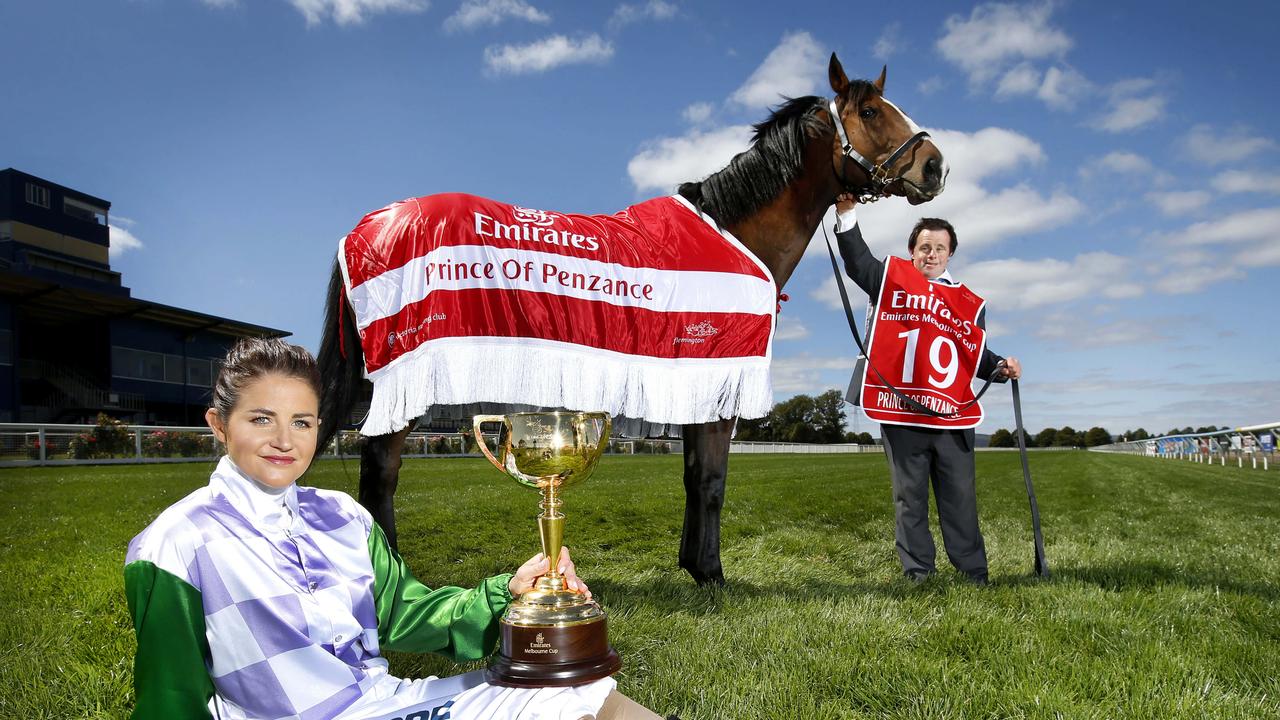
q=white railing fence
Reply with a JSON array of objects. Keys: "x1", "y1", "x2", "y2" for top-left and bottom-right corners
[
  {"x1": 0, "y1": 423, "x2": 882, "y2": 467},
  {"x1": 1090, "y1": 421, "x2": 1278, "y2": 471}
]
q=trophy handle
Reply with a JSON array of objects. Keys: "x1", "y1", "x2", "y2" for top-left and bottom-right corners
[
  {"x1": 473, "y1": 415, "x2": 510, "y2": 476},
  {"x1": 596, "y1": 416, "x2": 613, "y2": 459}
]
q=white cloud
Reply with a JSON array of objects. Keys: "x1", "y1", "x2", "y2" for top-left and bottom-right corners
[
  {"x1": 288, "y1": 0, "x2": 428, "y2": 26},
  {"x1": 1211, "y1": 169, "x2": 1280, "y2": 195},
  {"x1": 936, "y1": 2, "x2": 1071, "y2": 86},
  {"x1": 770, "y1": 354, "x2": 856, "y2": 395},
  {"x1": 681, "y1": 102, "x2": 713, "y2": 125},
  {"x1": 1084, "y1": 151, "x2": 1155, "y2": 176},
  {"x1": 917, "y1": 76, "x2": 944, "y2": 95},
  {"x1": 1164, "y1": 206, "x2": 1280, "y2": 247},
  {"x1": 845, "y1": 126, "x2": 1082, "y2": 255},
  {"x1": 484, "y1": 34, "x2": 613, "y2": 75},
  {"x1": 775, "y1": 316, "x2": 809, "y2": 341},
  {"x1": 994, "y1": 63, "x2": 1040, "y2": 98},
  {"x1": 729, "y1": 31, "x2": 825, "y2": 109},
  {"x1": 607, "y1": 0, "x2": 677, "y2": 30},
  {"x1": 1183, "y1": 124, "x2": 1277, "y2": 165},
  {"x1": 444, "y1": 0, "x2": 549, "y2": 32},
  {"x1": 201, "y1": 0, "x2": 237, "y2": 7},
  {"x1": 1034, "y1": 313, "x2": 1169, "y2": 349},
  {"x1": 1037, "y1": 65, "x2": 1091, "y2": 111},
  {"x1": 1145, "y1": 190, "x2": 1211, "y2": 216},
  {"x1": 1083, "y1": 77, "x2": 1168, "y2": 132},
  {"x1": 627, "y1": 125, "x2": 753, "y2": 193},
  {"x1": 873, "y1": 22, "x2": 902, "y2": 60},
  {"x1": 109, "y1": 223, "x2": 144, "y2": 259},
  {"x1": 1153, "y1": 265, "x2": 1244, "y2": 295},
  {"x1": 960, "y1": 252, "x2": 1141, "y2": 309}
]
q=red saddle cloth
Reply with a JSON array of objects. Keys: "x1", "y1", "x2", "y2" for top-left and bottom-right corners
[
  {"x1": 340, "y1": 193, "x2": 777, "y2": 435},
  {"x1": 860, "y1": 256, "x2": 987, "y2": 429}
]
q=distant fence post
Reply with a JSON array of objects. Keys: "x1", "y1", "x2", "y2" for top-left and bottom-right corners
[
  {"x1": 135, "y1": 428, "x2": 143, "y2": 460},
  {"x1": 38, "y1": 427, "x2": 46, "y2": 464}
]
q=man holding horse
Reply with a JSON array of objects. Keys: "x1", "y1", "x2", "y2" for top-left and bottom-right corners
[{"x1": 832, "y1": 194, "x2": 1021, "y2": 585}]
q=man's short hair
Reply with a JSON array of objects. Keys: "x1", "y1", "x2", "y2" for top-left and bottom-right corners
[{"x1": 907, "y1": 218, "x2": 958, "y2": 255}]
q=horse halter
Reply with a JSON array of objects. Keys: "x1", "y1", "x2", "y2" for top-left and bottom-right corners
[{"x1": 828, "y1": 98, "x2": 932, "y2": 204}]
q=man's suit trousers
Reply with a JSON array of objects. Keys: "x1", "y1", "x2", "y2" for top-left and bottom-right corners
[{"x1": 880, "y1": 424, "x2": 988, "y2": 581}]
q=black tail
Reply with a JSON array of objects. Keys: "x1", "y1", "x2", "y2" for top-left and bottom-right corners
[{"x1": 317, "y1": 258, "x2": 366, "y2": 454}]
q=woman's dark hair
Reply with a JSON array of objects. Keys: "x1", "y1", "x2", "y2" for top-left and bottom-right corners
[
  {"x1": 211, "y1": 337, "x2": 322, "y2": 422},
  {"x1": 907, "y1": 217, "x2": 958, "y2": 254}
]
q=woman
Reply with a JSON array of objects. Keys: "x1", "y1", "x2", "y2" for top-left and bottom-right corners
[{"x1": 125, "y1": 337, "x2": 660, "y2": 719}]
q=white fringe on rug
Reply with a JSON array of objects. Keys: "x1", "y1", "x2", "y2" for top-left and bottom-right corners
[{"x1": 361, "y1": 336, "x2": 772, "y2": 436}]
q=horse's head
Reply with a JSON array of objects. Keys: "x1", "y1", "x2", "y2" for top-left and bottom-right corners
[{"x1": 827, "y1": 53, "x2": 946, "y2": 205}]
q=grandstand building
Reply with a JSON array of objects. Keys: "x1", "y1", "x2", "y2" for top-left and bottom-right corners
[{"x1": 0, "y1": 168, "x2": 288, "y2": 425}]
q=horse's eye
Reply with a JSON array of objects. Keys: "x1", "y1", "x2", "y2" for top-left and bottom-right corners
[{"x1": 859, "y1": 107, "x2": 877, "y2": 120}]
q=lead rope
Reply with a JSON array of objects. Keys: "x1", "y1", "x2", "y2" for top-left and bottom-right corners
[{"x1": 1013, "y1": 378, "x2": 1050, "y2": 578}]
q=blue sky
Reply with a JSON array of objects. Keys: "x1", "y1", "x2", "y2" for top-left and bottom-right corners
[{"x1": 4, "y1": 0, "x2": 1278, "y2": 437}]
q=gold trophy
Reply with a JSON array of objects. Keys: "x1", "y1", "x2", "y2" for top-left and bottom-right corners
[{"x1": 473, "y1": 411, "x2": 622, "y2": 687}]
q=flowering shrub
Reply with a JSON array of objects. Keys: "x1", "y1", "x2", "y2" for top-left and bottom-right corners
[
  {"x1": 336, "y1": 432, "x2": 363, "y2": 456},
  {"x1": 427, "y1": 435, "x2": 456, "y2": 454},
  {"x1": 69, "y1": 414, "x2": 133, "y2": 459},
  {"x1": 25, "y1": 438, "x2": 54, "y2": 460},
  {"x1": 144, "y1": 431, "x2": 216, "y2": 458}
]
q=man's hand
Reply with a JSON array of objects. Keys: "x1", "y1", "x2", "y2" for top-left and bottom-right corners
[
  {"x1": 508, "y1": 547, "x2": 591, "y2": 599},
  {"x1": 834, "y1": 192, "x2": 857, "y2": 215},
  {"x1": 1000, "y1": 357, "x2": 1022, "y2": 380}
]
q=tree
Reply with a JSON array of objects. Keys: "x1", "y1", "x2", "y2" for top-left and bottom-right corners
[
  {"x1": 1130, "y1": 428, "x2": 1150, "y2": 441},
  {"x1": 1053, "y1": 426, "x2": 1081, "y2": 447},
  {"x1": 810, "y1": 390, "x2": 848, "y2": 444},
  {"x1": 772, "y1": 394, "x2": 818, "y2": 443},
  {"x1": 856, "y1": 432, "x2": 875, "y2": 445},
  {"x1": 1084, "y1": 427, "x2": 1112, "y2": 447},
  {"x1": 989, "y1": 428, "x2": 1016, "y2": 448},
  {"x1": 1033, "y1": 427, "x2": 1058, "y2": 447},
  {"x1": 733, "y1": 415, "x2": 770, "y2": 441}
]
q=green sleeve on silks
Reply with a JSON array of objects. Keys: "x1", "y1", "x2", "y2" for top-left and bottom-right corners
[
  {"x1": 124, "y1": 560, "x2": 215, "y2": 720},
  {"x1": 367, "y1": 522, "x2": 514, "y2": 662}
]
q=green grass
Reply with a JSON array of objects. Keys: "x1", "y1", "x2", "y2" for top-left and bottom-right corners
[{"x1": 2, "y1": 452, "x2": 1278, "y2": 719}]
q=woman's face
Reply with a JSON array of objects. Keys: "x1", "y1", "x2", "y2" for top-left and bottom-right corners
[
  {"x1": 206, "y1": 373, "x2": 320, "y2": 489},
  {"x1": 911, "y1": 228, "x2": 953, "y2": 280}
]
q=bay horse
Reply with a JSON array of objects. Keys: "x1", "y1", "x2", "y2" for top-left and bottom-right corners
[{"x1": 316, "y1": 53, "x2": 945, "y2": 585}]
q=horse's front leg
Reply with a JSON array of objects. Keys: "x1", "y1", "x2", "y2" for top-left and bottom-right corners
[
  {"x1": 360, "y1": 426, "x2": 412, "y2": 550},
  {"x1": 679, "y1": 418, "x2": 735, "y2": 586}
]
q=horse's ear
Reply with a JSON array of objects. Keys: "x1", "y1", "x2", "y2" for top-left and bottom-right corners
[
  {"x1": 828, "y1": 52, "x2": 849, "y2": 96},
  {"x1": 875, "y1": 65, "x2": 886, "y2": 93}
]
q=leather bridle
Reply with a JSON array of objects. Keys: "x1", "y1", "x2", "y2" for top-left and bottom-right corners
[{"x1": 828, "y1": 98, "x2": 933, "y2": 204}]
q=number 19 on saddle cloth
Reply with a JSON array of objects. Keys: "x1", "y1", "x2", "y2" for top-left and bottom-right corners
[{"x1": 860, "y1": 256, "x2": 987, "y2": 430}]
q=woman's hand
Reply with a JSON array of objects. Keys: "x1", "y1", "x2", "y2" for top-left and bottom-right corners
[
  {"x1": 508, "y1": 547, "x2": 592, "y2": 599},
  {"x1": 834, "y1": 192, "x2": 857, "y2": 215}
]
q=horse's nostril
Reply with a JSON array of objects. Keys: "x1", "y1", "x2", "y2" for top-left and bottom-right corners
[{"x1": 924, "y1": 157, "x2": 941, "y2": 182}]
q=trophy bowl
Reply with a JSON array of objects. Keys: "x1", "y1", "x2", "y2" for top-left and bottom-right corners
[{"x1": 473, "y1": 411, "x2": 622, "y2": 688}]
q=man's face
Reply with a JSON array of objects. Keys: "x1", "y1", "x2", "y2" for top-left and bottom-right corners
[{"x1": 911, "y1": 228, "x2": 953, "y2": 280}]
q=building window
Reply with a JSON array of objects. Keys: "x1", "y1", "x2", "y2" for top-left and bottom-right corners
[
  {"x1": 187, "y1": 359, "x2": 213, "y2": 387},
  {"x1": 25, "y1": 183, "x2": 50, "y2": 209},
  {"x1": 112, "y1": 346, "x2": 219, "y2": 386},
  {"x1": 63, "y1": 197, "x2": 108, "y2": 225}
]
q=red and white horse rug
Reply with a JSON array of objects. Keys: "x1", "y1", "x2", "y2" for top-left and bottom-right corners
[{"x1": 339, "y1": 193, "x2": 777, "y2": 436}]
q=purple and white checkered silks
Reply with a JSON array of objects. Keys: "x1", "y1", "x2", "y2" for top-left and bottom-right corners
[{"x1": 128, "y1": 457, "x2": 386, "y2": 719}]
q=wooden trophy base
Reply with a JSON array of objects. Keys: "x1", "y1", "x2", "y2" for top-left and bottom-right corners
[{"x1": 487, "y1": 617, "x2": 622, "y2": 688}]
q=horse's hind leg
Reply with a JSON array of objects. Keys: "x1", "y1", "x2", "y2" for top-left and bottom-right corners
[
  {"x1": 679, "y1": 418, "x2": 735, "y2": 586},
  {"x1": 360, "y1": 426, "x2": 412, "y2": 550}
]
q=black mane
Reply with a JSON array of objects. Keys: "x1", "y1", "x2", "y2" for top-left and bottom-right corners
[{"x1": 678, "y1": 80, "x2": 879, "y2": 226}]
